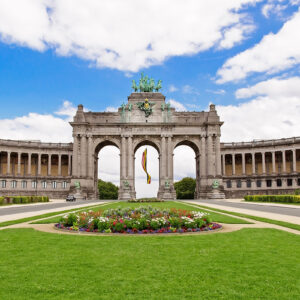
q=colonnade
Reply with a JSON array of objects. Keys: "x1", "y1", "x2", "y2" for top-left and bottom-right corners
[
  {"x1": 222, "y1": 149, "x2": 298, "y2": 176},
  {"x1": 0, "y1": 151, "x2": 72, "y2": 176}
]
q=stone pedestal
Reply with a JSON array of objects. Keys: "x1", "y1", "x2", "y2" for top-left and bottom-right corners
[
  {"x1": 208, "y1": 188, "x2": 225, "y2": 199},
  {"x1": 74, "y1": 188, "x2": 85, "y2": 201}
]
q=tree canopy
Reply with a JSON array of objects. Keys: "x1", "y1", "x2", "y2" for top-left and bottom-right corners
[
  {"x1": 174, "y1": 177, "x2": 196, "y2": 199},
  {"x1": 98, "y1": 179, "x2": 119, "y2": 200}
]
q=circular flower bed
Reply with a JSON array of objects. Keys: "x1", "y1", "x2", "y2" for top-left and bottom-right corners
[{"x1": 55, "y1": 206, "x2": 222, "y2": 234}]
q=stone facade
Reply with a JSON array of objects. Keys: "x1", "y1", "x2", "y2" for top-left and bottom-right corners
[
  {"x1": 0, "y1": 139, "x2": 72, "y2": 198},
  {"x1": 70, "y1": 93, "x2": 224, "y2": 200},
  {"x1": 0, "y1": 92, "x2": 299, "y2": 199},
  {"x1": 221, "y1": 137, "x2": 300, "y2": 198}
]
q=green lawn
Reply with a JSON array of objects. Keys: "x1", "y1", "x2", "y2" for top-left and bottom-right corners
[
  {"x1": 33, "y1": 201, "x2": 251, "y2": 224},
  {"x1": 0, "y1": 228, "x2": 299, "y2": 299}
]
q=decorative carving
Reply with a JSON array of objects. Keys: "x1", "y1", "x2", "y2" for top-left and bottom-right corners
[
  {"x1": 136, "y1": 98, "x2": 155, "y2": 117},
  {"x1": 123, "y1": 180, "x2": 130, "y2": 190},
  {"x1": 212, "y1": 180, "x2": 219, "y2": 189}
]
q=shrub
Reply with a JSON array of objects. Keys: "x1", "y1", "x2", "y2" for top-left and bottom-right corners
[
  {"x1": 174, "y1": 177, "x2": 196, "y2": 199},
  {"x1": 0, "y1": 195, "x2": 50, "y2": 205},
  {"x1": 98, "y1": 179, "x2": 119, "y2": 200},
  {"x1": 13, "y1": 196, "x2": 21, "y2": 204},
  {"x1": 244, "y1": 195, "x2": 300, "y2": 203}
]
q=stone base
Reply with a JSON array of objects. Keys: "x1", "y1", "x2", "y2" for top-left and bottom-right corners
[
  {"x1": 74, "y1": 192, "x2": 86, "y2": 201},
  {"x1": 118, "y1": 190, "x2": 132, "y2": 200},
  {"x1": 195, "y1": 185, "x2": 225, "y2": 200},
  {"x1": 208, "y1": 189, "x2": 226, "y2": 199}
]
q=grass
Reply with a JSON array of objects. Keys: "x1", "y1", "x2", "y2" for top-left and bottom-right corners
[
  {"x1": 33, "y1": 201, "x2": 251, "y2": 225},
  {"x1": 0, "y1": 203, "x2": 109, "y2": 228},
  {"x1": 193, "y1": 203, "x2": 300, "y2": 231},
  {"x1": 0, "y1": 228, "x2": 299, "y2": 299}
]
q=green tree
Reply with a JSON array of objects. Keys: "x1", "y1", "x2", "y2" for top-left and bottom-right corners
[
  {"x1": 98, "y1": 179, "x2": 119, "y2": 200},
  {"x1": 174, "y1": 177, "x2": 196, "y2": 199}
]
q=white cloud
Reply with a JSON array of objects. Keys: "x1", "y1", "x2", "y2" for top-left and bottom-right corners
[
  {"x1": 168, "y1": 85, "x2": 178, "y2": 93},
  {"x1": 218, "y1": 23, "x2": 255, "y2": 49},
  {"x1": 207, "y1": 89, "x2": 226, "y2": 95},
  {"x1": 182, "y1": 85, "x2": 201, "y2": 95},
  {"x1": 168, "y1": 99, "x2": 187, "y2": 111},
  {"x1": 105, "y1": 106, "x2": 118, "y2": 112},
  {"x1": 0, "y1": 0, "x2": 260, "y2": 72},
  {"x1": 218, "y1": 76, "x2": 300, "y2": 142},
  {"x1": 235, "y1": 76, "x2": 300, "y2": 98},
  {"x1": 55, "y1": 100, "x2": 77, "y2": 119},
  {"x1": 0, "y1": 112, "x2": 72, "y2": 143},
  {"x1": 262, "y1": 2, "x2": 287, "y2": 18},
  {"x1": 217, "y1": 9, "x2": 300, "y2": 83}
]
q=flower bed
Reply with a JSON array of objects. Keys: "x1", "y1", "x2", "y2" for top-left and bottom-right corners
[
  {"x1": 55, "y1": 206, "x2": 222, "y2": 234},
  {"x1": 128, "y1": 198, "x2": 164, "y2": 203}
]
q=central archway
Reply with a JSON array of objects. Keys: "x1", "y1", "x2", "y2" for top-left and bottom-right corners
[{"x1": 134, "y1": 140, "x2": 160, "y2": 199}]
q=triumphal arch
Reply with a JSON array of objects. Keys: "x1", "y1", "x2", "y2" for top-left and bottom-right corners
[{"x1": 70, "y1": 76, "x2": 225, "y2": 200}]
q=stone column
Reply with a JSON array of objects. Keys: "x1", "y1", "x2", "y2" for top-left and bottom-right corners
[
  {"x1": 272, "y1": 151, "x2": 276, "y2": 174},
  {"x1": 200, "y1": 136, "x2": 206, "y2": 177},
  {"x1": 232, "y1": 153, "x2": 236, "y2": 175},
  {"x1": 252, "y1": 153, "x2": 255, "y2": 175},
  {"x1": 222, "y1": 154, "x2": 226, "y2": 176},
  {"x1": 127, "y1": 135, "x2": 135, "y2": 198},
  {"x1": 167, "y1": 136, "x2": 173, "y2": 180},
  {"x1": 7, "y1": 151, "x2": 11, "y2": 175},
  {"x1": 58, "y1": 154, "x2": 62, "y2": 176},
  {"x1": 27, "y1": 152, "x2": 32, "y2": 175},
  {"x1": 282, "y1": 150, "x2": 286, "y2": 173},
  {"x1": 87, "y1": 135, "x2": 93, "y2": 178},
  {"x1": 292, "y1": 149, "x2": 297, "y2": 173},
  {"x1": 80, "y1": 134, "x2": 87, "y2": 177},
  {"x1": 128, "y1": 135, "x2": 133, "y2": 179},
  {"x1": 207, "y1": 134, "x2": 213, "y2": 176},
  {"x1": 68, "y1": 154, "x2": 72, "y2": 176},
  {"x1": 241, "y1": 153, "x2": 246, "y2": 175},
  {"x1": 161, "y1": 136, "x2": 166, "y2": 178},
  {"x1": 215, "y1": 135, "x2": 222, "y2": 177},
  {"x1": 48, "y1": 154, "x2": 52, "y2": 176},
  {"x1": 38, "y1": 153, "x2": 41, "y2": 176},
  {"x1": 72, "y1": 135, "x2": 78, "y2": 177},
  {"x1": 17, "y1": 152, "x2": 21, "y2": 175},
  {"x1": 121, "y1": 136, "x2": 127, "y2": 179},
  {"x1": 262, "y1": 152, "x2": 266, "y2": 174}
]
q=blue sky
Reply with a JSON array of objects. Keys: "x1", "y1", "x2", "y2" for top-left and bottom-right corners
[
  {"x1": 0, "y1": 0, "x2": 299, "y2": 126},
  {"x1": 1, "y1": 0, "x2": 300, "y2": 196}
]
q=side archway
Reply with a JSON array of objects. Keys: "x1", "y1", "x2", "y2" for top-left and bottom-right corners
[
  {"x1": 173, "y1": 139, "x2": 200, "y2": 199},
  {"x1": 93, "y1": 139, "x2": 121, "y2": 199}
]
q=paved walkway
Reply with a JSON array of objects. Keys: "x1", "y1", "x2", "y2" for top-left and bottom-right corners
[
  {"x1": 186, "y1": 199, "x2": 300, "y2": 225},
  {"x1": 0, "y1": 200, "x2": 109, "y2": 222}
]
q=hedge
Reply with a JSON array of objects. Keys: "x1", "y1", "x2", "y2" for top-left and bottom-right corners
[
  {"x1": 244, "y1": 195, "x2": 300, "y2": 203},
  {"x1": 0, "y1": 196, "x2": 49, "y2": 205}
]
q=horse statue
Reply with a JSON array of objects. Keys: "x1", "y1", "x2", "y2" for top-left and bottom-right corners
[{"x1": 155, "y1": 80, "x2": 162, "y2": 92}]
